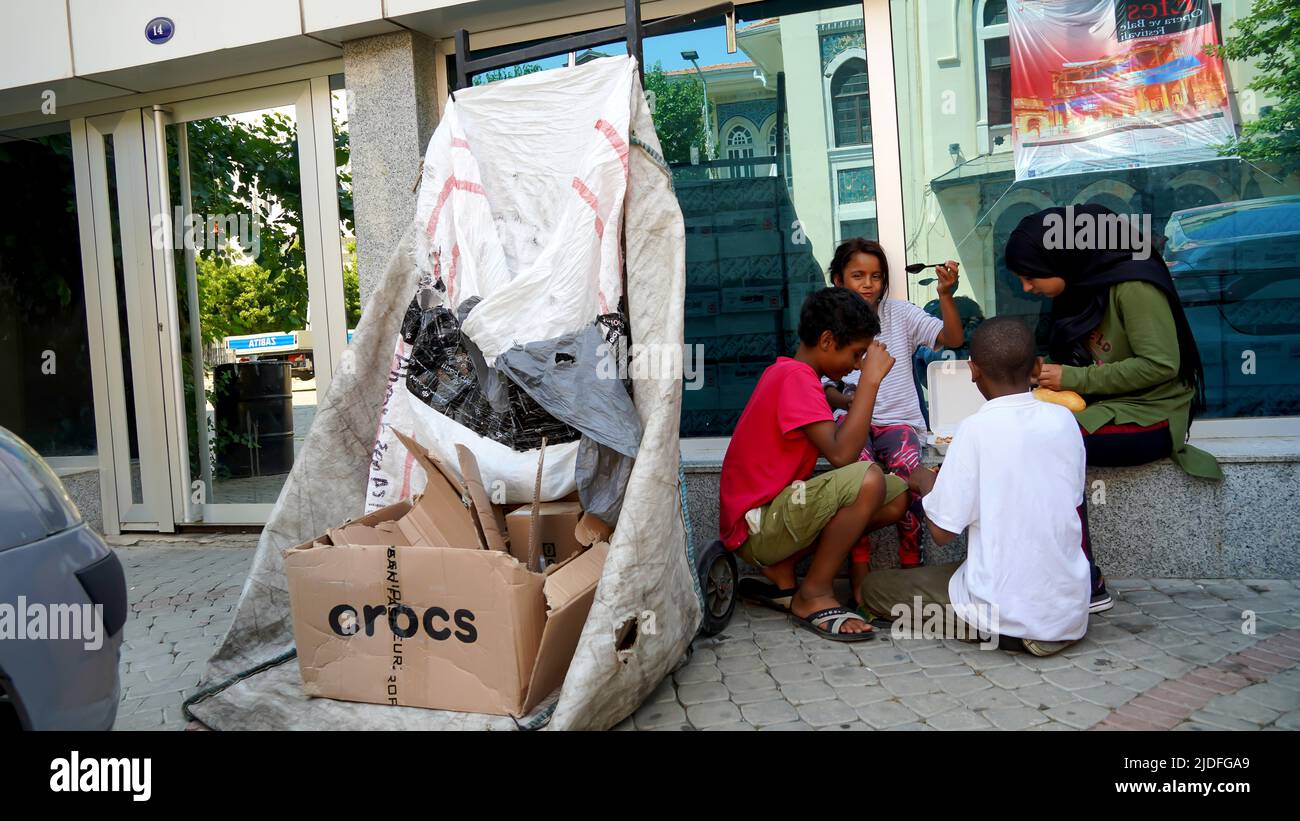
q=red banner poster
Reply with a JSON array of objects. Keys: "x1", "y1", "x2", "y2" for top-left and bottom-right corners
[{"x1": 1009, "y1": 0, "x2": 1235, "y2": 180}]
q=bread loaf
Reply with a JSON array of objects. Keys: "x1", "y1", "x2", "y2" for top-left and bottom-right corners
[{"x1": 1033, "y1": 387, "x2": 1086, "y2": 413}]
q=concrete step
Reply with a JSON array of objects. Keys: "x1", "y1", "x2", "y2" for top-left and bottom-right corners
[{"x1": 684, "y1": 436, "x2": 1300, "y2": 579}]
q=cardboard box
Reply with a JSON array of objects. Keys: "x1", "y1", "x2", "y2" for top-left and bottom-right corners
[
  {"x1": 574, "y1": 511, "x2": 614, "y2": 547},
  {"x1": 925, "y1": 359, "x2": 986, "y2": 455},
  {"x1": 505, "y1": 501, "x2": 583, "y2": 567},
  {"x1": 284, "y1": 430, "x2": 606, "y2": 717}
]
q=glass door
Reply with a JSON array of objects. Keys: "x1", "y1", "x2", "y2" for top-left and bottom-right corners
[
  {"x1": 73, "y1": 79, "x2": 349, "y2": 530},
  {"x1": 75, "y1": 110, "x2": 177, "y2": 531},
  {"x1": 158, "y1": 82, "x2": 348, "y2": 524}
]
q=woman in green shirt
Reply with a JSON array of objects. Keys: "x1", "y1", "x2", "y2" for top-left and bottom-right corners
[{"x1": 1005, "y1": 204, "x2": 1223, "y2": 612}]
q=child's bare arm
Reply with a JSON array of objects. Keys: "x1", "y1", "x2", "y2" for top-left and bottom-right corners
[
  {"x1": 801, "y1": 417, "x2": 864, "y2": 468},
  {"x1": 803, "y1": 341, "x2": 893, "y2": 467},
  {"x1": 907, "y1": 468, "x2": 958, "y2": 544},
  {"x1": 908, "y1": 467, "x2": 938, "y2": 497},
  {"x1": 824, "y1": 384, "x2": 852, "y2": 412},
  {"x1": 934, "y1": 261, "x2": 965, "y2": 349},
  {"x1": 926, "y1": 517, "x2": 959, "y2": 546}
]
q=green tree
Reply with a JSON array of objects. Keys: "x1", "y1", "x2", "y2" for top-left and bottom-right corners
[
  {"x1": 343, "y1": 238, "x2": 361, "y2": 328},
  {"x1": 176, "y1": 106, "x2": 353, "y2": 339},
  {"x1": 644, "y1": 61, "x2": 708, "y2": 165},
  {"x1": 473, "y1": 63, "x2": 543, "y2": 86},
  {"x1": 193, "y1": 256, "x2": 299, "y2": 345},
  {"x1": 1211, "y1": 0, "x2": 1300, "y2": 172}
]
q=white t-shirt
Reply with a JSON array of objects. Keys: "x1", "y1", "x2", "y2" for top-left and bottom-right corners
[
  {"x1": 829, "y1": 298, "x2": 942, "y2": 434},
  {"x1": 923, "y1": 392, "x2": 1090, "y2": 642}
]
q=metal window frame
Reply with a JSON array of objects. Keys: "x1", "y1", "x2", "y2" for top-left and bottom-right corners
[
  {"x1": 73, "y1": 110, "x2": 174, "y2": 533},
  {"x1": 975, "y1": 0, "x2": 1013, "y2": 153},
  {"x1": 448, "y1": 1, "x2": 737, "y2": 92},
  {"x1": 438, "y1": 0, "x2": 910, "y2": 407}
]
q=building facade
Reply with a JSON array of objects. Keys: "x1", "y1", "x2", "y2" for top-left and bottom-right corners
[{"x1": 0, "y1": 0, "x2": 1294, "y2": 534}]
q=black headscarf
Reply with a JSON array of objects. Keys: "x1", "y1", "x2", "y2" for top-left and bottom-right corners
[{"x1": 1004, "y1": 204, "x2": 1205, "y2": 415}]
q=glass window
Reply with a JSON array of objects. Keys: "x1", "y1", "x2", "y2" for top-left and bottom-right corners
[
  {"x1": 331, "y1": 75, "x2": 360, "y2": 349},
  {"x1": 725, "y1": 124, "x2": 756, "y2": 178},
  {"x1": 893, "y1": 0, "x2": 1300, "y2": 420},
  {"x1": 983, "y1": 0, "x2": 1008, "y2": 26},
  {"x1": 165, "y1": 99, "x2": 326, "y2": 506},
  {"x1": 766, "y1": 121, "x2": 793, "y2": 183},
  {"x1": 840, "y1": 218, "x2": 877, "y2": 242},
  {"x1": 984, "y1": 37, "x2": 1011, "y2": 127},
  {"x1": 463, "y1": 0, "x2": 879, "y2": 438},
  {"x1": 0, "y1": 125, "x2": 96, "y2": 458},
  {"x1": 831, "y1": 58, "x2": 871, "y2": 147}
]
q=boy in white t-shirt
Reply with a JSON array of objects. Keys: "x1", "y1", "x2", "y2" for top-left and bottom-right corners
[{"x1": 858, "y1": 316, "x2": 1091, "y2": 655}]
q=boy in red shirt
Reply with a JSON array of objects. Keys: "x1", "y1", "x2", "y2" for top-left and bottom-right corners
[{"x1": 720, "y1": 288, "x2": 908, "y2": 641}]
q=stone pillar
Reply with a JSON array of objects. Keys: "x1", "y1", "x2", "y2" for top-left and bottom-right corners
[{"x1": 342, "y1": 30, "x2": 442, "y2": 308}]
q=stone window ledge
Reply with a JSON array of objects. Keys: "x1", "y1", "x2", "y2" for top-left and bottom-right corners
[{"x1": 680, "y1": 435, "x2": 1300, "y2": 472}]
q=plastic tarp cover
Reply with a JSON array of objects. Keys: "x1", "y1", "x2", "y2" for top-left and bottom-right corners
[
  {"x1": 185, "y1": 55, "x2": 699, "y2": 730},
  {"x1": 495, "y1": 325, "x2": 641, "y2": 459},
  {"x1": 495, "y1": 325, "x2": 641, "y2": 525},
  {"x1": 574, "y1": 436, "x2": 635, "y2": 526}
]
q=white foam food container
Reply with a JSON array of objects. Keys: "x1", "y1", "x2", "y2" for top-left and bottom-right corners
[{"x1": 925, "y1": 360, "x2": 986, "y2": 455}]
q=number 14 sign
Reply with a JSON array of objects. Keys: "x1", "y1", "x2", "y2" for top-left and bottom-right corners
[{"x1": 145, "y1": 17, "x2": 175, "y2": 45}]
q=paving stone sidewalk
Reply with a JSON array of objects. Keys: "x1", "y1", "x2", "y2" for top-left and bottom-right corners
[
  {"x1": 622, "y1": 577, "x2": 1300, "y2": 731},
  {"x1": 108, "y1": 539, "x2": 1300, "y2": 731},
  {"x1": 110, "y1": 536, "x2": 257, "y2": 731}
]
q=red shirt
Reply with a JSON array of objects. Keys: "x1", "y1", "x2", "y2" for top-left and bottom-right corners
[{"x1": 719, "y1": 357, "x2": 833, "y2": 549}]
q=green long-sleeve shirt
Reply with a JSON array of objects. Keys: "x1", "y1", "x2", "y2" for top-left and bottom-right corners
[{"x1": 1057, "y1": 280, "x2": 1223, "y2": 480}]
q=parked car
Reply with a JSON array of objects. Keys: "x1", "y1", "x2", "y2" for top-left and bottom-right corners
[
  {"x1": 1163, "y1": 195, "x2": 1300, "y2": 418},
  {"x1": 0, "y1": 426, "x2": 126, "y2": 730}
]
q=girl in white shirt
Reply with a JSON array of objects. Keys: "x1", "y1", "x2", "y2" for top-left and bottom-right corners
[{"x1": 823, "y1": 238, "x2": 966, "y2": 606}]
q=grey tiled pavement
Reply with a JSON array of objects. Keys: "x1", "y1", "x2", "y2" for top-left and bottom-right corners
[
  {"x1": 110, "y1": 536, "x2": 257, "y2": 731},
  {"x1": 107, "y1": 538, "x2": 1300, "y2": 731},
  {"x1": 620, "y1": 577, "x2": 1300, "y2": 731}
]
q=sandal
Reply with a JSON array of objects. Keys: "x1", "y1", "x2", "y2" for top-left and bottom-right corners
[
  {"x1": 846, "y1": 598, "x2": 894, "y2": 631},
  {"x1": 792, "y1": 607, "x2": 876, "y2": 643},
  {"x1": 737, "y1": 577, "x2": 797, "y2": 614}
]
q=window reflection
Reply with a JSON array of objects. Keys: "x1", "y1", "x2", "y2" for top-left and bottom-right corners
[
  {"x1": 472, "y1": 1, "x2": 879, "y2": 437},
  {"x1": 0, "y1": 128, "x2": 96, "y2": 458},
  {"x1": 725, "y1": 124, "x2": 756, "y2": 179},
  {"x1": 662, "y1": 5, "x2": 878, "y2": 436},
  {"x1": 894, "y1": 0, "x2": 1300, "y2": 419},
  {"x1": 831, "y1": 59, "x2": 871, "y2": 147}
]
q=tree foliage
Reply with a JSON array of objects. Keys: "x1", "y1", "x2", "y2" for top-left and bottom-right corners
[
  {"x1": 1211, "y1": 0, "x2": 1300, "y2": 172},
  {"x1": 190, "y1": 238, "x2": 360, "y2": 347},
  {"x1": 473, "y1": 63, "x2": 544, "y2": 85},
  {"x1": 644, "y1": 61, "x2": 709, "y2": 165},
  {"x1": 177, "y1": 106, "x2": 354, "y2": 342}
]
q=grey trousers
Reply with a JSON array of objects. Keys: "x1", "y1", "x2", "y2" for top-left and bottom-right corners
[
  {"x1": 861, "y1": 563, "x2": 1078, "y2": 655},
  {"x1": 859, "y1": 563, "x2": 959, "y2": 620}
]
